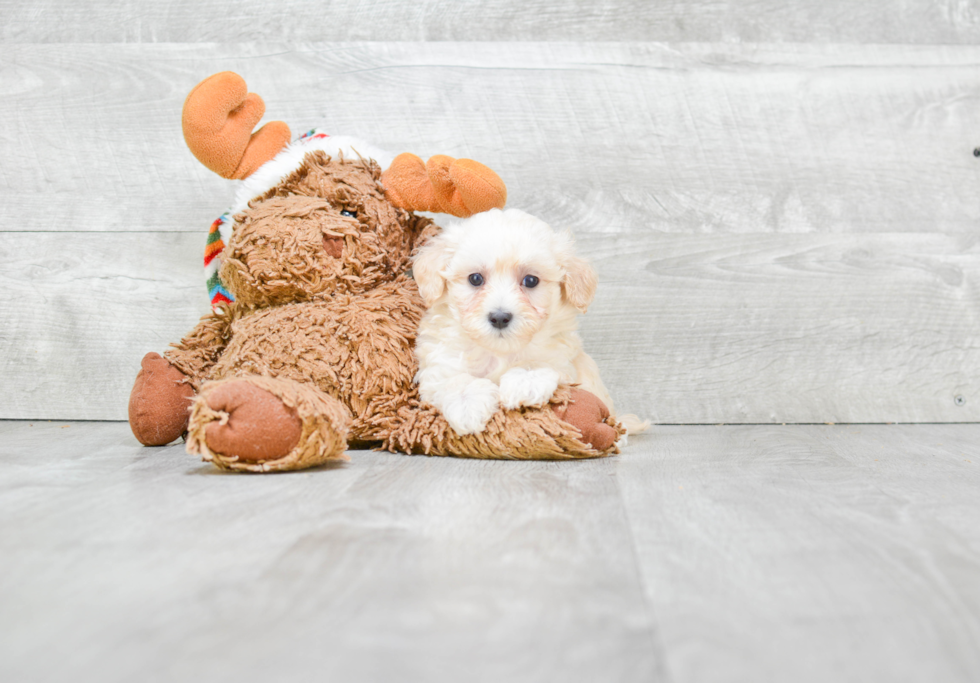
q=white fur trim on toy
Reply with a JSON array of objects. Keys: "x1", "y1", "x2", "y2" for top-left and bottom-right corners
[{"x1": 230, "y1": 130, "x2": 395, "y2": 216}]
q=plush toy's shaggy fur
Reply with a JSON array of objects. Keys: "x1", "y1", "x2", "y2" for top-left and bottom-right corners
[{"x1": 131, "y1": 151, "x2": 623, "y2": 472}]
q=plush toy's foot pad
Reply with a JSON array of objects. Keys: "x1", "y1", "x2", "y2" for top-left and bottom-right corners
[
  {"x1": 129, "y1": 352, "x2": 196, "y2": 446},
  {"x1": 202, "y1": 381, "x2": 303, "y2": 462},
  {"x1": 551, "y1": 387, "x2": 620, "y2": 452},
  {"x1": 186, "y1": 375, "x2": 351, "y2": 473}
]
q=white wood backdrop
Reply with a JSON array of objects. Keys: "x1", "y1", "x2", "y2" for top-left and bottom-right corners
[
  {"x1": 2, "y1": 4, "x2": 980, "y2": 422},
  {"x1": 3, "y1": 0, "x2": 980, "y2": 43}
]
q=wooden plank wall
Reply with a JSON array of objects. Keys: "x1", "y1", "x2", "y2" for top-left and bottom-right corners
[
  {"x1": 4, "y1": 1, "x2": 980, "y2": 43},
  {"x1": 2, "y1": 2, "x2": 980, "y2": 422}
]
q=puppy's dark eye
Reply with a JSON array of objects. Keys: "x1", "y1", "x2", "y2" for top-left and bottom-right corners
[
  {"x1": 522, "y1": 275, "x2": 540, "y2": 288},
  {"x1": 468, "y1": 273, "x2": 485, "y2": 287},
  {"x1": 340, "y1": 210, "x2": 357, "y2": 218}
]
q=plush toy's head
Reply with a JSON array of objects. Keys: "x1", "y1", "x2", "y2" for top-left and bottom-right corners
[
  {"x1": 219, "y1": 152, "x2": 426, "y2": 308},
  {"x1": 183, "y1": 71, "x2": 508, "y2": 308}
]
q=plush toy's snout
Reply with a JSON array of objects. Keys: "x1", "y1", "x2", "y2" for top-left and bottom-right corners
[
  {"x1": 322, "y1": 235, "x2": 344, "y2": 259},
  {"x1": 219, "y1": 196, "x2": 346, "y2": 307}
]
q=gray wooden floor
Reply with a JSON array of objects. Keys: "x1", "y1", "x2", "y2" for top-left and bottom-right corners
[{"x1": 3, "y1": 421, "x2": 979, "y2": 683}]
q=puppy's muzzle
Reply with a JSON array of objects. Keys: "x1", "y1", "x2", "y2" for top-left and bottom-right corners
[{"x1": 488, "y1": 309, "x2": 513, "y2": 329}]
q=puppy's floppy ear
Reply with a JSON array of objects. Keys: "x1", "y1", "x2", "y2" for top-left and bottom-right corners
[
  {"x1": 412, "y1": 232, "x2": 455, "y2": 307},
  {"x1": 561, "y1": 254, "x2": 598, "y2": 313}
]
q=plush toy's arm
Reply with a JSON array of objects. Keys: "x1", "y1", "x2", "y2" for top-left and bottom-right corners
[
  {"x1": 130, "y1": 312, "x2": 232, "y2": 447},
  {"x1": 382, "y1": 386, "x2": 622, "y2": 460},
  {"x1": 130, "y1": 310, "x2": 233, "y2": 448},
  {"x1": 163, "y1": 308, "x2": 236, "y2": 390}
]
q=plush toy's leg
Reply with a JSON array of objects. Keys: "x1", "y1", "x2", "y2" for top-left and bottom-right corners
[
  {"x1": 186, "y1": 375, "x2": 351, "y2": 472},
  {"x1": 129, "y1": 352, "x2": 196, "y2": 446},
  {"x1": 382, "y1": 386, "x2": 624, "y2": 460}
]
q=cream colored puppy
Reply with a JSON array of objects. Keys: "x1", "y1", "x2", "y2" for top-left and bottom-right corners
[{"x1": 412, "y1": 208, "x2": 617, "y2": 435}]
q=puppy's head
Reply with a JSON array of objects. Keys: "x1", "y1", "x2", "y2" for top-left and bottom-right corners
[{"x1": 413, "y1": 208, "x2": 597, "y2": 352}]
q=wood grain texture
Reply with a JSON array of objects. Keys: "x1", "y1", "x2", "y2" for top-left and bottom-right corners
[
  {"x1": 619, "y1": 424, "x2": 980, "y2": 682},
  {"x1": 580, "y1": 231, "x2": 980, "y2": 424},
  {"x1": 0, "y1": 421, "x2": 663, "y2": 683},
  {"x1": 0, "y1": 232, "x2": 210, "y2": 420},
  {"x1": 3, "y1": 231, "x2": 978, "y2": 423},
  {"x1": 2, "y1": 43, "x2": 979, "y2": 235},
  {"x1": 4, "y1": 42, "x2": 980, "y2": 422},
  {"x1": 3, "y1": 421, "x2": 979, "y2": 682},
  {"x1": 3, "y1": 0, "x2": 980, "y2": 43}
]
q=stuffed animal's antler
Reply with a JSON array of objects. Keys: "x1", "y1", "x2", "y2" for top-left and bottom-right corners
[
  {"x1": 182, "y1": 72, "x2": 292, "y2": 180},
  {"x1": 382, "y1": 153, "x2": 507, "y2": 218}
]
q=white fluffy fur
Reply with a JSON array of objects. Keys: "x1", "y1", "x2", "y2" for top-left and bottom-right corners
[
  {"x1": 413, "y1": 208, "x2": 617, "y2": 436},
  {"x1": 230, "y1": 133, "x2": 395, "y2": 216}
]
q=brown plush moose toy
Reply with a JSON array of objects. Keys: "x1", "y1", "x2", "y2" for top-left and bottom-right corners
[{"x1": 128, "y1": 72, "x2": 622, "y2": 472}]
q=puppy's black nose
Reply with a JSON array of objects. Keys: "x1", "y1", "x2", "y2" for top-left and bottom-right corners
[{"x1": 488, "y1": 309, "x2": 513, "y2": 329}]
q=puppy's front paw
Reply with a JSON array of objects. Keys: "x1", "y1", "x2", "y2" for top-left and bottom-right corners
[
  {"x1": 499, "y1": 368, "x2": 561, "y2": 410},
  {"x1": 442, "y1": 379, "x2": 501, "y2": 435}
]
